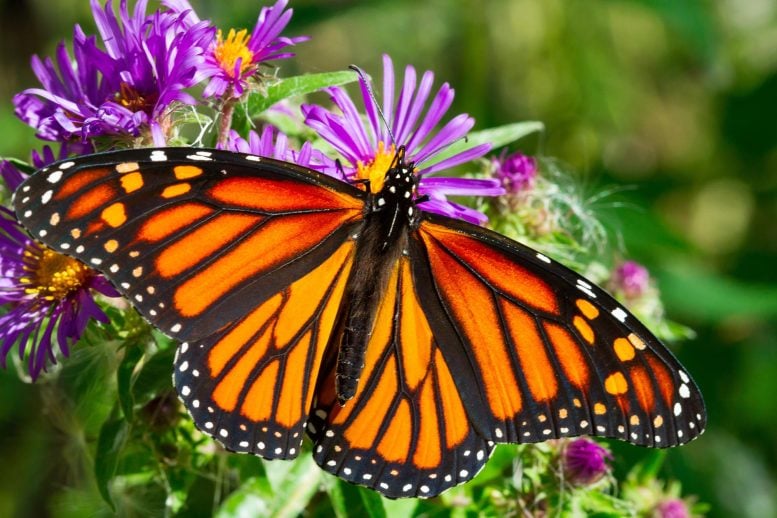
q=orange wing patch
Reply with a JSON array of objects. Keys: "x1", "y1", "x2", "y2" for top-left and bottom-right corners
[
  {"x1": 209, "y1": 177, "x2": 363, "y2": 213},
  {"x1": 54, "y1": 167, "x2": 111, "y2": 200},
  {"x1": 137, "y1": 203, "x2": 216, "y2": 242},
  {"x1": 173, "y1": 211, "x2": 355, "y2": 317},
  {"x1": 421, "y1": 222, "x2": 558, "y2": 314}
]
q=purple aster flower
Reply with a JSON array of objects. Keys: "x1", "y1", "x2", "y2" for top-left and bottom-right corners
[
  {"x1": 219, "y1": 126, "x2": 322, "y2": 167},
  {"x1": 302, "y1": 54, "x2": 504, "y2": 225},
  {"x1": 165, "y1": 0, "x2": 308, "y2": 99},
  {"x1": 655, "y1": 498, "x2": 690, "y2": 518},
  {"x1": 14, "y1": 0, "x2": 214, "y2": 146},
  {"x1": 611, "y1": 260, "x2": 651, "y2": 299},
  {"x1": 0, "y1": 207, "x2": 118, "y2": 379},
  {"x1": 0, "y1": 161, "x2": 27, "y2": 193},
  {"x1": 562, "y1": 438, "x2": 612, "y2": 485},
  {"x1": 493, "y1": 150, "x2": 537, "y2": 194}
]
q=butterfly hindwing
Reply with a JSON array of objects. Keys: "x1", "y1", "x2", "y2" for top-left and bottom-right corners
[
  {"x1": 414, "y1": 215, "x2": 706, "y2": 448},
  {"x1": 174, "y1": 240, "x2": 355, "y2": 458},
  {"x1": 308, "y1": 257, "x2": 494, "y2": 498}
]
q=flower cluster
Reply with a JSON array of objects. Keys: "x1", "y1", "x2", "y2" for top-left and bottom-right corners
[{"x1": 0, "y1": 1, "x2": 702, "y2": 516}]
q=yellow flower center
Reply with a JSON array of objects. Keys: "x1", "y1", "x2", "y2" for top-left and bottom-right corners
[
  {"x1": 214, "y1": 29, "x2": 254, "y2": 78},
  {"x1": 115, "y1": 82, "x2": 158, "y2": 115},
  {"x1": 20, "y1": 245, "x2": 91, "y2": 302},
  {"x1": 356, "y1": 142, "x2": 399, "y2": 194}
]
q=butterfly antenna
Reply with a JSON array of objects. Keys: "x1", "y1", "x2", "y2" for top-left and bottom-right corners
[{"x1": 349, "y1": 65, "x2": 397, "y2": 148}]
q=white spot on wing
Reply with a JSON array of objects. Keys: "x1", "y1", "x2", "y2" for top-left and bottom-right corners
[
  {"x1": 59, "y1": 161, "x2": 75, "y2": 170},
  {"x1": 41, "y1": 190, "x2": 53, "y2": 204},
  {"x1": 150, "y1": 150, "x2": 167, "y2": 161},
  {"x1": 577, "y1": 285, "x2": 597, "y2": 298},
  {"x1": 576, "y1": 278, "x2": 593, "y2": 289},
  {"x1": 611, "y1": 307, "x2": 628, "y2": 323},
  {"x1": 47, "y1": 170, "x2": 63, "y2": 183}
]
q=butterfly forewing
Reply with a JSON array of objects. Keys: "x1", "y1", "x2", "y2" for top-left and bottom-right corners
[{"x1": 14, "y1": 148, "x2": 365, "y2": 342}]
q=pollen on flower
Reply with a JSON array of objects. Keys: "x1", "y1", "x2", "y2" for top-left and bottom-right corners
[
  {"x1": 356, "y1": 142, "x2": 398, "y2": 193},
  {"x1": 21, "y1": 246, "x2": 91, "y2": 302},
  {"x1": 214, "y1": 29, "x2": 254, "y2": 78},
  {"x1": 115, "y1": 83, "x2": 159, "y2": 115}
]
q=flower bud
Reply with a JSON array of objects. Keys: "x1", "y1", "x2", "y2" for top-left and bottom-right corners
[{"x1": 562, "y1": 438, "x2": 612, "y2": 485}]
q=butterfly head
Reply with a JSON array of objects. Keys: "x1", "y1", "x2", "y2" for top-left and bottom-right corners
[{"x1": 372, "y1": 146, "x2": 419, "y2": 215}]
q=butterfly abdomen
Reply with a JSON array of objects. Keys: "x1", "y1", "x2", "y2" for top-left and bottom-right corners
[{"x1": 335, "y1": 163, "x2": 417, "y2": 404}]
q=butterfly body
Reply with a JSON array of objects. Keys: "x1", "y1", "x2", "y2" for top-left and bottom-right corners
[
  {"x1": 336, "y1": 150, "x2": 419, "y2": 403},
  {"x1": 14, "y1": 147, "x2": 705, "y2": 499}
]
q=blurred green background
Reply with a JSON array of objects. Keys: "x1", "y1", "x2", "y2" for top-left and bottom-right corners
[{"x1": 1, "y1": 1, "x2": 775, "y2": 516}]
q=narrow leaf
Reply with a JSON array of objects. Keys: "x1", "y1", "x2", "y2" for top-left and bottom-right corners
[
  {"x1": 246, "y1": 71, "x2": 359, "y2": 117},
  {"x1": 422, "y1": 121, "x2": 545, "y2": 168},
  {"x1": 116, "y1": 343, "x2": 144, "y2": 421},
  {"x1": 267, "y1": 455, "x2": 323, "y2": 518},
  {"x1": 232, "y1": 70, "x2": 359, "y2": 134},
  {"x1": 329, "y1": 480, "x2": 387, "y2": 518},
  {"x1": 94, "y1": 417, "x2": 130, "y2": 509}
]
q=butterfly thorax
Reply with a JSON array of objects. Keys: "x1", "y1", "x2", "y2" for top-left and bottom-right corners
[{"x1": 335, "y1": 152, "x2": 420, "y2": 404}]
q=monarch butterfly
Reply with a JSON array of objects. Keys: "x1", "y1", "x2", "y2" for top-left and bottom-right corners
[{"x1": 13, "y1": 146, "x2": 705, "y2": 498}]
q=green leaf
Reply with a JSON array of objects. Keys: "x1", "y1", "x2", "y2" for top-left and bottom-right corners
[
  {"x1": 266, "y1": 455, "x2": 323, "y2": 518},
  {"x1": 422, "y1": 121, "x2": 545, "y2": 168},
  {"x1": 116, "y1": 343, "x2": 145, "y2": 421},
  {"x1": 329, "y1": 480, "x2": 386, "y2": 518},
  {"x1": 233, "y1": 70, "x2": 359, "y2": 133},
  {"x1": 132, "y1": 344, "x2": 176, "y2": 406},
  {"x1": 94, "y1": 417, "x2": 130, "y2": 509},
  {"x1": 215, "y1": 477, "x2": 273, "y2": 518}
]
